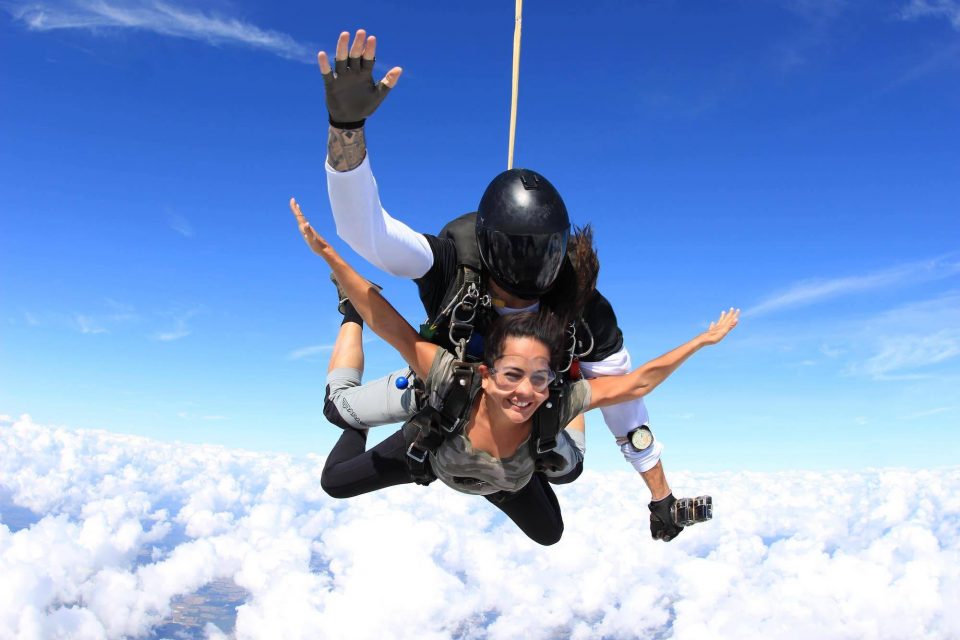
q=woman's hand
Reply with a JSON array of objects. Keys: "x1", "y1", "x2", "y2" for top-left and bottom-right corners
[
  {"x1": 290, "y1": 198, "x2": 329, "y2": 257},
  {"x1": 701, "y1": 308, "x2": 740, "y2": 345}
]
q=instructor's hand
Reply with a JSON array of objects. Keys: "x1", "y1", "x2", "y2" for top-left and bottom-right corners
[
  {"x1": 649, "y1": 493, "x2": 684, "y2": 542},
  {"x1": 318, "y1": 30, "x2": 402, "y2": 128}
]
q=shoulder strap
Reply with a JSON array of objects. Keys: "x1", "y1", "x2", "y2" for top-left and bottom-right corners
[
  {"x1": 404, "y1": 361, "x2": 483, "y2": 484},
  {"x1": 420, "y1": 213, "x2": 488, "y2": 351},
  {"x1": 438, "y1": 212, "x2": 481, "y2": 271},
  {"x1": 531, "y1": 382, "x2": 568, "y2": 473}
]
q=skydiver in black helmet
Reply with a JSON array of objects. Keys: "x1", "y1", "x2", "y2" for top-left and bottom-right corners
[{"x1": 315, "y1": 29, "x2": 699, "y2": 541}]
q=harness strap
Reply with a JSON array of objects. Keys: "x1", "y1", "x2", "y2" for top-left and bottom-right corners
[
  {"x1": 531, "y1": 382, "x2": 567, "y2": 473},
  {"x1": 404, "y1": 362, "x2": 481, "y2": 484},
  {"x1": 421, "y1": 213, "x2": 490, "y2": 358}
]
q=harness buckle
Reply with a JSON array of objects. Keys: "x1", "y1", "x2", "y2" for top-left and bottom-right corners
[
  {"x1": 449, "y1": 321, "x2": 474, "y2": 343},
  {"x1": 536, "y1": 437, "x2": 558, "y2": 454},
  {"x1": 406, "y1": 441, "x2": 429, "y2": 464},
  {"x1": 446, "y1": 416, "x2": 467, "y2": 434}
]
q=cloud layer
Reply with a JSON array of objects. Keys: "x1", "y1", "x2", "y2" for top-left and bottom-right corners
[
  {"x1": 2, "y1": 415, "x2": 958, "y2": 639},
  {"x1": 7, "y1": 0, "x2": 313, "y2": 61}
]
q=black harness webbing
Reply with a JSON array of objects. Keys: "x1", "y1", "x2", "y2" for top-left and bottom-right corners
[
  {"x1": 405, "y1": 361, "x2": 482, "y2": 485},
  {"x1": 404, "y1": 365, "x2": 572, "y2": 483},
  {"x1": 420, "y1": 214, "x2": 492, "y2": 357},
  {"x1": 530, "y1": 381, "x2": 568, "y2": 473}
]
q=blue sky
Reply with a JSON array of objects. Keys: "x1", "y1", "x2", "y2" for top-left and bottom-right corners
[{"x1": 1, "y1": 0, "x2": 958, "y2": 472}]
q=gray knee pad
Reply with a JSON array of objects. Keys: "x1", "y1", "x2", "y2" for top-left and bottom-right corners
[
  {"x1": 324, "y1": 384, "x2": 362, "y2": 430},
  {"x1": 324, "y1": 366, "x2": 419, "y2": 430}
]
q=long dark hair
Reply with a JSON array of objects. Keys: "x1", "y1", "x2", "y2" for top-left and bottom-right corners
[
  {"x1": 540, "y1": 224, "x2": 599, "y2": 326},
  {"x1": 484, "y1": 310, "x2": 567, "y2": 372}
]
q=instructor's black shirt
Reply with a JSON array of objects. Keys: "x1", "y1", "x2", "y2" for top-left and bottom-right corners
[{"x1": 414, "y1": 233, "x2": 625, "y2": 363}]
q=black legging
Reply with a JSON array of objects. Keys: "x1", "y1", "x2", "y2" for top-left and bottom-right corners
[{"x1": 320, "y1": 428, "x2": 565, "y2": 546}]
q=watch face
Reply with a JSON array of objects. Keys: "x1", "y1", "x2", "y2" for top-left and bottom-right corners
[{"x1": 630, "y1": 426, "x2": 653, "y2": 451}]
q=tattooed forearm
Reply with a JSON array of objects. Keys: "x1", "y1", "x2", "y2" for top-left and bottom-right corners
[{"x1": 327, "y1": 126, "x2": 367, "y2": 172}]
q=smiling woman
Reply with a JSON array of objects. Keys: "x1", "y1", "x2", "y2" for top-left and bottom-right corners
[{"x1": 288, "y1": 198, "x2": 739, "y2": 545}]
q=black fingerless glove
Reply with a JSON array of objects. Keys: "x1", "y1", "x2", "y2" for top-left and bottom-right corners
[
  {"x1": 649, "y1": 493, "x2": 684, "y2": 542},
  {"x1": 323, "y1": 56, "x2": 391, "y2": 129}
]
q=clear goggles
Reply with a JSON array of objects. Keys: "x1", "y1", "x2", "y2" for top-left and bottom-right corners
[{"x1": 487, "y1": 355, "x2": 556, "y2": 392}]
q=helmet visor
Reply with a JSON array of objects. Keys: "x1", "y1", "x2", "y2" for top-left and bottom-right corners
[{"x1": 478, "y1": 227, "x2": 569, "y2": 299}]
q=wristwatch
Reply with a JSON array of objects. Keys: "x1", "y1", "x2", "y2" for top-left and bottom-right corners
[{"x1": 627, "y1": 425, "x2": 654, "y2": 452}]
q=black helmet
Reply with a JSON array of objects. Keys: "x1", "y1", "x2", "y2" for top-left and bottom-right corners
[{"x1": 475, "y1": 169, "x2": 570, "y2": 299}]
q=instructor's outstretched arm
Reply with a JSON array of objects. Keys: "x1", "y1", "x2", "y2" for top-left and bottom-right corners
[{"x1": 319, "y1": 29, "x2": 402, "y2": 172}]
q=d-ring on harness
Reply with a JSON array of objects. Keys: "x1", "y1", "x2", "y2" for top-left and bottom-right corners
[{"x1": 449, "y1": 282, "x2": 490, "y2": 361}]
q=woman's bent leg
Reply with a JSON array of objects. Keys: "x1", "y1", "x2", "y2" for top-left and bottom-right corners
[{"x1": 321, "y1": 428, "x2": 415, "y2": 498}]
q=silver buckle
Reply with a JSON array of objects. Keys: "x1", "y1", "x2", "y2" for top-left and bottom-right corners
[
  {"x1": 406, "y1": 442, "x2": 428, "y2": 464},
  {"x1": 536, "y1": 438, "x2": 557, "y2": 454}
]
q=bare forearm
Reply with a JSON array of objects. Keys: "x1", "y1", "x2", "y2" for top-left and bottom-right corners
[
  {"x1": 318, "y1": 244, "x2": 419, "y2": 352},
  {"x1": 640, "y1": 461, "x2": 671, "y2": 501},
  {"x1": 629, "y1": 334, "x2": 709, "y2": 395},
  {"x1": 327, "y1": 126, "x2": 367, "y2": 172},
  {"x1": 588, "y1": 333, "x2": 710, "y2": 409}
]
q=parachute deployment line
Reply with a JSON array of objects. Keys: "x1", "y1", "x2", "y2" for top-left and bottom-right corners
[{"x1": 508, "y1": 0, "x2": 523, "y2": 170}]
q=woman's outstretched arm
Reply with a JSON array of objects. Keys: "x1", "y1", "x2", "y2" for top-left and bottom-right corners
[
  {"x1": 585, "y1": 309, "x2": 740, "y2": 411},
  {"x1": 289, "y1": 198, "x2": 439, "y2": 379}
]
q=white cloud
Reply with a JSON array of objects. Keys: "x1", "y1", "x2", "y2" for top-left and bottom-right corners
[
  {"x1": 154, "y1": 327, "x2": 189, "y2": 341},
  {"x1": 847, "y1": 292, "x2": 960, "y2": 379},
  {"x1": 819, "y1": 344, "x2": 844, "y2": 358},
  {"x1": 166, "y1": 211, "x2": 194, "y2": 238},
  {"x1": 900, "y1": 406, "x2": 954, "y2": 420},
  {"x1": 741, "y1": 292, "x2": 960, "y2": 381},
  {"x1": 745, "y1": 256, "x2": 960, "y2": 318},
  {"x1": 7, "y1": 0, "x2": 314, "y2": 62},
  {"x1": 289, "y1": 336, "x2": 380, "y2": 361},
  {"x1": 288, "y1": 343, "x2": 335, "y2": 361},
  {"x1": 901, "y1": 0, "x2": 960, "y2": 29},
  {"x1": 152, "y1": 307, "x2": 199, "y2": 342},
  {"x1": 854, "y1": 329, "x2": 960, "y2": 379},
  {"x1": 71, "y1": 300, "x2": 140, "y2": 334},
  {"x1": 2, "y1": 415, "x2": 959, "y2": 639},
  {"x1": 75, "y1": 313, "x2": 108, "y2": 334}
]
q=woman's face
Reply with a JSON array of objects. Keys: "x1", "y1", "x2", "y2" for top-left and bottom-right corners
[{"x1": 481, "y1": 336, "x2": 554, "y2": 424}]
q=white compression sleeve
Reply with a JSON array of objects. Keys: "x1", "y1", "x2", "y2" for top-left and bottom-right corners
[
  {"x1": 579, "y1": 348, "x2": 664, "y2": 473},
  {"x1": 325, "y1": 155, "x2": 434, "y2": 279}
]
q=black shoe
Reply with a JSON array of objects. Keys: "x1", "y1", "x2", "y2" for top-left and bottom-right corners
[{"x1": 330, "y1": 272, "x2": 381, "y2": 315}]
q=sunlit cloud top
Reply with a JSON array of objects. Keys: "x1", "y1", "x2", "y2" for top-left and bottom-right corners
[{"x1": 2, "y1": 415, "x2": 959, "y2": 639}]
